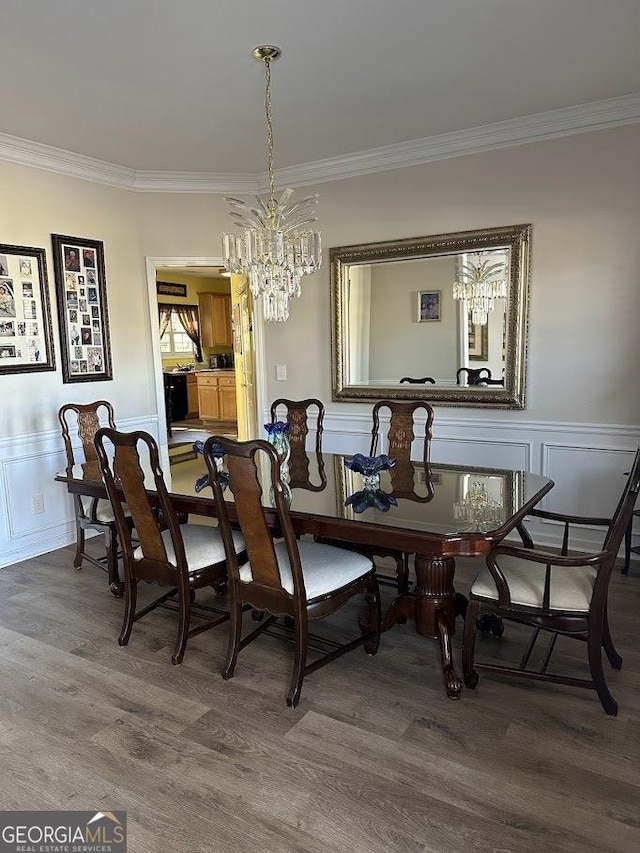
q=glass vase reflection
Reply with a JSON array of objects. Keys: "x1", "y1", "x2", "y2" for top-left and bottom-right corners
[
  {"x1": 264, "y1": 421, "x2": 291, "y2": 485},
  {"x1": 192, "y1": 440, "x2": 229, "y2": 493},
  {"x1": 343, "y1": 453, "x2": 398, "y2": 514}
]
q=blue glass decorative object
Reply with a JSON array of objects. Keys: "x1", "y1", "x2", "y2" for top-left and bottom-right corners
[
  {"x1": 264, "y1": 421, "x2": 291, "y2": 484},
  {"x1": 343, "y1": 453, "x2": 397, "y2": 475},
  {"x1": 192, "y1": 440, "x2": 228, "y2": 493},
  {"x1": 343, "y1": 454, "x2": 398, "y2": 513},
  {"x1": 344, "y1": 488, "x2": 398, "y2": 514}
]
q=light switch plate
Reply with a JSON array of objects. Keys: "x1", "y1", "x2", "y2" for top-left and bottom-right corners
[{"x1": 276, "y1": 364, "x2": 287, "y2": 381}]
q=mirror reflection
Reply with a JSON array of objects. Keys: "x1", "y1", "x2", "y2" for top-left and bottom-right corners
[{"x1": 331, "y1": 224, "x2": 531, "y2": 408}]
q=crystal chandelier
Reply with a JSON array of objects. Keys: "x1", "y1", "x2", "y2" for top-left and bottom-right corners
[
  {"x1": 222, "y1": 46, "x2": 322, "y2": 322},
  {"x1": 452, "y1": 251, "x2": 507, "y2": 325},
  {"x1": 453, "y1": 479, "x2": 504, "y2": 531}
]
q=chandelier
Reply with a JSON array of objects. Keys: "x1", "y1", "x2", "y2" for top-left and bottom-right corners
[
  {"x1": 453, "y1": 479, "x2": 504, "y2": 531},
  {"x1": 452, "y1": 251, "x2": 507, "y2": 325},
  {"x1": 222, "y1": 46, "x2": 322, "y2": 322}
]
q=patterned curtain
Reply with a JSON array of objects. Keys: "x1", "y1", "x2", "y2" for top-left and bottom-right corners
[
  {"x1": 158, "y1": 304, "x2": 173, "y2": 339},
  {"x1": 173, "y1": 304, "x2": 203, "y2": 363}
]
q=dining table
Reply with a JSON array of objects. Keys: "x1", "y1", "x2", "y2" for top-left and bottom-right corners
[{"x1": 56, "y1": 449, "x2": 553, "y2": 699}]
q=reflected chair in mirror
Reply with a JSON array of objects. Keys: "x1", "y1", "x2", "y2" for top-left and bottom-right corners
[
  {"x1": 462, "y1": 446, "x2": 640, "y2": 715},
  {"x1": 399, "y1": 376, "x2": 436, "y2": 384},
  {"x1": 369, "y1": 399, "x2": 435, "y2": 593},
  {"x1": 203, "y1": 436, "x2": 381, "y2": 708},
  {"x1": 456, "y1": 367, "x2": 504, "y2": 387},
  {"x1": 94, "y1": 427, "x2": 246, "y2": 664},
  {"x1": 58, "y1": 400, "x2": 125, "y2": 597},
  {"x1": 269, "y1": 397, "x2": 326, "y2": 491}
]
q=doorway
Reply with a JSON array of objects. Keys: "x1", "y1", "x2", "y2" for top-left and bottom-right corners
[{"x1": 144, "y1": 256, "x2": 266, "y2": 458}]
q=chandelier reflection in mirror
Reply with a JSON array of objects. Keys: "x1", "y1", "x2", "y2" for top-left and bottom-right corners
[
  {"x1": 453, "y1": 477, "x2": 505, "y2": 531},
  {"x1": 222, "y1": 46, "x2": 322, "y2": 322},
  {"x1": 452, "y1": 249, "x2": 507, "y2": 325}
]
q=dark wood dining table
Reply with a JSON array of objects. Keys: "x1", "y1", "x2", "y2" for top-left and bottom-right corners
[{"x1": 56, "y1": 451, "x2": 553, "y2": 699}]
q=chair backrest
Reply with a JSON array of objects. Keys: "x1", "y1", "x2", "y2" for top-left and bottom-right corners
[
  {"x1": 399, "y1": 376, "x2": 435, "y2": 385},
  {"x1": 269, "y1": 398, "x2": 324, "y2": 454},
  {"x1": 94, "y1": 427, "x2": 187, "y2": 584},
  {"x1": 456, "y1": 367, "x2": 492, "y2": 386},
  {"x1": 602, "y1": 446, "x2": 640, "y2": 562},
  {"x1": 58, "y1": 401, "x2": 116, "y2": 467},
  {"x1": 204, "y1": 436, "x2": 306, "y2": 607},
  {"x1": 370, "y1": 400, "x2": 434, "y2": 462}
]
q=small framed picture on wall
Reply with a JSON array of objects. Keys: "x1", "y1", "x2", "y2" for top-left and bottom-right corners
[
  {"x1": 0, "y1": 243, "x2": 56, "y2": 375},
  {"x1": 417, "y1": 290, "x2": 441, "y2": 322},
  {"x1": 51, "y1": 234, "x2": 113, "y2": 383}
]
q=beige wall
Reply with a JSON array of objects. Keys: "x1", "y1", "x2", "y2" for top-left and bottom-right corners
[{"x1": 1, "y1": 123, "x2": 639, "y2": 442}]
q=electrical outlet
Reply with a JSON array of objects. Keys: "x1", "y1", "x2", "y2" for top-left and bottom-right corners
[
  {"x1": 32, "y1": 494, "x2": 45, "y2": 514},
  {"x1": 276, "y1": 363, "x2": 287, "y2": 381}
]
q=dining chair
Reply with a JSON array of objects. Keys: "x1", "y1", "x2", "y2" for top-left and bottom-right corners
[
  {"x1": 58, "y1": 400, "x2": 125, "y2": 596},
  {"x1": 368, "y1": 399, "x2": 435, "y2": 593},
  {"x1": 94, "y1": 427, "x2": 246, "y2": 664},
  {"x1": 269, "y1": 397, "x2": 326, "y2": 490},
  {"x1": 462, "y1": 446, "x2": 640, "y2": 715},
  {"x1": 456, "y1": 367, "x2": 492, "y2": 386},
  {"x1": 399, "y1": 376, "x2": 436, "y2": 384},
  {"x1": 203, "y1": 435, "x2": 381, "y2": 708}
]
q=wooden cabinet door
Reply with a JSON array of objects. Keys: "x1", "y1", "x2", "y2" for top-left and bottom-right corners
[
  {"x1": 218, "y1": 381, "x2": 237, "y2": 421},
  {"x1": 199, "y1": 293, "x2": 232, "y2": 348},
  {"x1": 197, "y1": 380, "x2": 220, "y2": 420}
]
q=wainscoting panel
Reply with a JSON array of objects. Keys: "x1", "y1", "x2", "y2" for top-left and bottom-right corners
[{"x1": 0, "y1": 416, "x2": 159, "y2": 570}]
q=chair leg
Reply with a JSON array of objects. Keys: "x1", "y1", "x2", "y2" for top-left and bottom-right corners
[
  {"x1": 396, "y1": 553, "x2": 410, "y2": 594},
  {"x1": 363, "y1": 575, "x2": 381, "y2": 655},
  {"x1": 222, "y1": 599, "x2": 243, "y2": 680},
  {"x1": 118, "y1": 578, "x2": 138, "y2": 647},
  {"x1": 73, "y1": 520, "x2": 85, "y2": 569},
  {"x1": 622, "y1": 517, "x2": 632, "y2": 575},
  {"x1": 287, "y1": 616, "x2": 309, "y2": 708},
  {"x1": 172, "y1": 583, "x2": 192, "y2": 665},
  {"x1": 602, "y1": 608, "x2": 623, "y2": 670},
  {"x1": 462, "y1": 599, "x2": 480, "y2": 689},
  {"x1": 587, "y1": 624, "x2": 618, "y2": 716},
  {"x1": 105, "y1": 524, "x2": 124, "y2": 598}
]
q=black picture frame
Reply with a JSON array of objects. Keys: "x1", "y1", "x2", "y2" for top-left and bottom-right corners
[
  {"x1": 0, "y1": 243, "x2": 56, "y2": 375},
  {"x1": 157, "y1": 281, "x2": 187, "y2": 297},
  {"x1": 52, "y1": 234, "x2": 113, "y2": 383}
]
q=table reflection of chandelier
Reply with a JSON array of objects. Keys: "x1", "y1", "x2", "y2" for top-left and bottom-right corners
[
  {"x1": 453, "y1": 480, "x2": 504, "y2": 530},
  {"x1": 452, "y1": 251, "x2": 507, "y2": 325}
]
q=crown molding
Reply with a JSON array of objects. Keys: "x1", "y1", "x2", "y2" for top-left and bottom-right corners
[
  {"x1": 0, "y1": 131, "x2": 136, "y2": 189},
  {"x1": 0, "y1": 93, "x2": 638, "y2": 193}
]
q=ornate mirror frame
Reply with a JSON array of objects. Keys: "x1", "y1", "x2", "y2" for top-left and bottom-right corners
[{"x1": 330, "y1": 223, "x2": 531, "y2": 408}]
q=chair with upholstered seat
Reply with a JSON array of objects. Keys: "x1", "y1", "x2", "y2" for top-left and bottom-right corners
[
  {"x1": 94, "y1": 427, "x2": 246, "y2": 664},
  {"x1": 462, "y1": 446, "x2": 640, "y2": 715},
  {"x1": 58, "y1": 401, "x2": 125, "y2": 596},
  {"x1": 399, "y1": 376, "x2": 436, "y2": 385},
  {"x1": 269, "y1": 397, "x2": 326, "y2": 491},
  {"x1": 203, "y1": 436, "x2": 381, "y2": 707}
]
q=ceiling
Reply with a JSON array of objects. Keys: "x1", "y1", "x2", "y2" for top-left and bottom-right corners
[{"x1": 1, "y1": 0, "x2": 639, "y2": 177}]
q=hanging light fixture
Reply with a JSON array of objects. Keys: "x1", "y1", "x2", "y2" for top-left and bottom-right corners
[
  {"x1": 222, "y1": 46, "x2": 322, "y2": 322},
  {"x1": 452, "y1": 250, "x2": 507, "y2": 325},
  {"x1": 453, "y1": 479, "x2": 505, "y2": 531}
]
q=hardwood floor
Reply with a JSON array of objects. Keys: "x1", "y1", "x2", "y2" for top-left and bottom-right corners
[{"x1": 0, "y1": 544, "x2": 638, "y2": 852}]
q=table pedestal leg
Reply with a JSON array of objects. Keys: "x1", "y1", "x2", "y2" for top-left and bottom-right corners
[{"x1": 383, "y1": 554, "x2": 463, "y2": 699}]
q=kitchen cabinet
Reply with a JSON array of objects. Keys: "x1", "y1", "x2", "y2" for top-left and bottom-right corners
[
  {"x1": 196, "y1": 371, "x2": 237, "y2": 423},
  {"x1": 199, "y1": 292, "x2": 232, "y2": 348}
]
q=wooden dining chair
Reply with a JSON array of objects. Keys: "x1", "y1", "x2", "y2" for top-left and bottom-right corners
[
  {"x1": 203, "y1": 435, "x2": 381, "y2": 707},
  {"x1": 368, "y1": 399, "x2": 435, "y2": 593},
  {"x1": 399, "y1": 376, "x2": 436, "y2": 384},
  {"x1": 58, "y1": 400, "x2": 125, "y2": 596},
  {"x1": 94, "y1": 427, "x2": 246, "y2": 664},
  {"x1": 269, "y1": 397, "x2": 326, "y2": 490},
  {"x1": 462, "y1": 446, "x2": 640, "y2": 715}
]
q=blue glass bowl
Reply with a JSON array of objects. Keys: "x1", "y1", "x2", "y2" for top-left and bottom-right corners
[
  {"x1": 192, "y1": 440, "x2": 227, "y2": 493},
  {"x1": 344, "y1": 488, "x2": 398, "y2": 513},
  {"x1": 343, "y1": 453, "x2": 396, "y2": 475}
]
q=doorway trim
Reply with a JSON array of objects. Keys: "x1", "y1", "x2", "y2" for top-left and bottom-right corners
[{"x1": 144, "y1": 256, "x2": 267, "y2": 448}]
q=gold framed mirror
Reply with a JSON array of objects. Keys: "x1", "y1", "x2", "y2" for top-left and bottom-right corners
[{"x1": 330, "y1": 224, "x2": 531, "y2": 408}]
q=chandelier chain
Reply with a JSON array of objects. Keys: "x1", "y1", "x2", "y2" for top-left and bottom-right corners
[{"x1": 264, "y1": 57, "x2": 276, "y2": 213}]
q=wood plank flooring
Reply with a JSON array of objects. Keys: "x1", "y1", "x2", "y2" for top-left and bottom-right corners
[{"x1": 0, "y1": 544, "x2": 638, "y2": 853}]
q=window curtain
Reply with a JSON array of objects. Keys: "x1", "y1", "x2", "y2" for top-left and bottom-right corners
[
  {"x1": 174, "y1": 305, "x2": 203, "y2": 363},
  {"x1": 158, "y1": 303, "x2": 203, "y2": 362}
]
